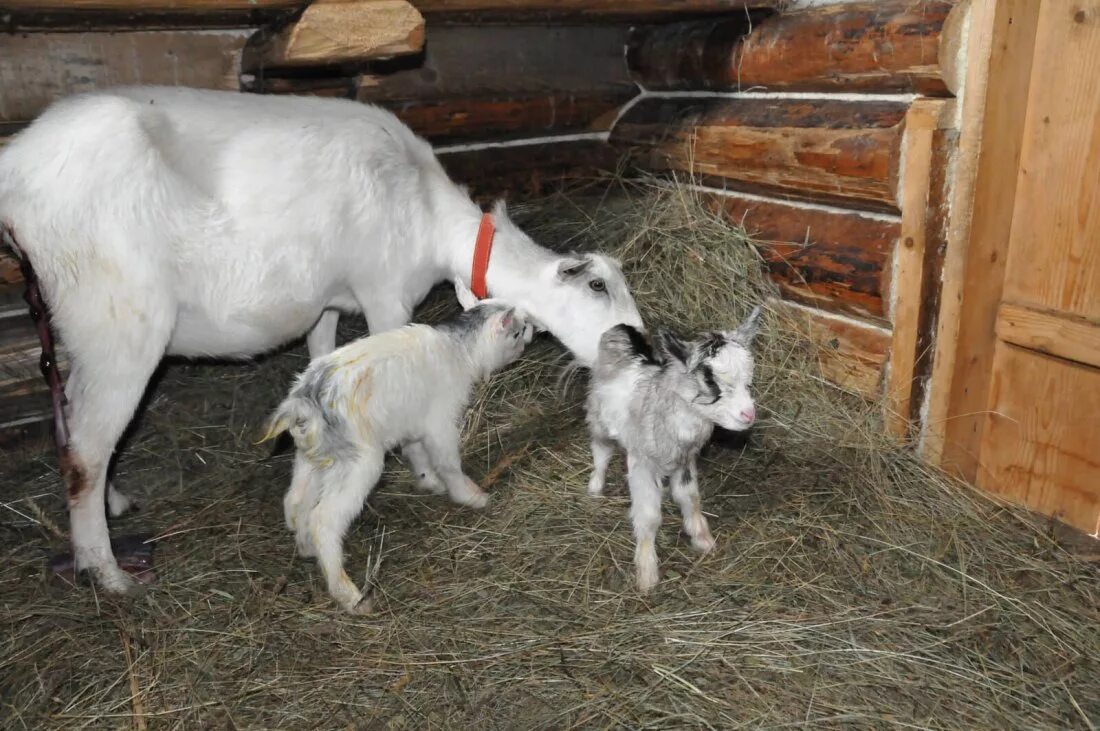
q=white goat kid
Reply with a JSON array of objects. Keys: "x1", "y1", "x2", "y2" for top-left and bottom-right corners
[
  {"x1": 0, "y1": 86, "x2": 641, "y2": 594},
  {"x1": 263, "y1": 301, "x2": 530, "y2": 614},
  {"x1": 585, "y1": 307, "x2": 763, "y2": 593}
]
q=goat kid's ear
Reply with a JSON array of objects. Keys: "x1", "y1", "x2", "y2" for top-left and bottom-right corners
[
  {"x1": 728, "y1": 304, "x2": 764, "y2": 344},
  {"x1": 656, "y1": 329, "x2": 690, "y2": 366},
  {"x1": 454, "y1": 279, "x2": 479, "y2": 311},
  {"x1": 493, "y1": 307, "x2": 516, "y2": 334},
  {"x1": 556, "y1": 255, "x2": 591, "y2": 280},
  {"x1": 491, "y1": 198, "x2": 509, "y2": 220}
]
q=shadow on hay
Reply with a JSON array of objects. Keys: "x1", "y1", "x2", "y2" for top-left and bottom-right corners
[{"x1": 0, "y1": 177, "x2": 1097, "y2": 730}]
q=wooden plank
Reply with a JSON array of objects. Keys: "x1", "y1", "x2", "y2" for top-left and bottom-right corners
[
  {"x1": 612, "y1": 97, "x2": 908, "y2": 212},
  {"x1": 355, "y1": 25, "x2": 634, "y2": 102},
  {"x1": 437, "y1": 140, "x2": 621, "y2": 202},
  {"x1": 0, "y1": 2, "x2": 301, "y2": 31},
  {"x1": 1, "y1": 0, "x2": 300, "y2": 8},
  {"x1": 979, "y1": 343, "x2": 1100, "y2": 536},
  {"x1": 0, "y1": 30, "x2": 249, "y2": 122},
  {"x1": 776, "y1": 301, "x2": 890, "y2": 397},
  {"x1": 1000, "y1": 0, "x2": 1100, "y2": 324},
  {"x1": 703, "y1": 192, "x2": 899, "y2": 321},
  {"x1": 886, "y1": 99, "x2": 951, "y2": 438},
  {"x1": 386, "y1": 91, "x2": 633, "y2": 143},
  {"x1": 997, "y1": 303, "x2": 1100, "y2": 372},
  {"x1": 409, "y1": 0, "x2": 776, "y2": 19},
  {"x1": 628, "y1": 0, "x2": 965, "y2": 95},
  {"x1": 923, "y1": 0, "x2": 1041, "y2": 469},
  {"x1": 252, "y1": 0, "x2": 424, "y2": 69}
]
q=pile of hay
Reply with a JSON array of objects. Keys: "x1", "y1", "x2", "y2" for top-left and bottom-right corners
[{"x1": 1, "y1": 180, "x2": 1097, "y2": 729}]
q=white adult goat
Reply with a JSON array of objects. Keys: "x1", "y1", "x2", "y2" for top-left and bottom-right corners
[{"x1": 0, "y1": 86, "x2": 642, "y2": 595}]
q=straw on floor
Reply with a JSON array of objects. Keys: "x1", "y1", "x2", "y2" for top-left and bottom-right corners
[{"x1": 1, "y1": 179, "x2": 1097, "y2": 730}]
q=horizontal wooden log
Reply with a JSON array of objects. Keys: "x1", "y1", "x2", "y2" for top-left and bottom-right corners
[
  {"x1": 356, "y1": 25, "x2": 634, "y2": 102},
  {"x1": 776, "y1": 301, "x2": 890, "y2": 397},
  {"x1": 0, "y1": 0, "x2": 302, "y2": 31},
  {"x1": 409, "y1": 0, "x2": 777, "y2": 20},
  {"x1": 704, "y1": 192, "x2": 899, "y2": 322},
  {"x1": 628, "y1": 0, "x2": 964, "y2": 95},
  {"x1": 0, "y1": 30, "x2": 249, "y2": 122},
  {"x1": 438, "y1": 140, "x2": 622, "y2": 202},
  {"x1": 387, "y1": 90, "x2": 633, "y2": 143},
  {"x1": 612, "y1": 97, "x2": 908, "y2": 212},
  {"x1": 252, "y1": 0, "x2": 424, "y2": 69}
]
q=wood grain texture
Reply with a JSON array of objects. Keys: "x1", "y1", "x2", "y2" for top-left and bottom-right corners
[
  {"x1": 437, "y1": 140, "x2": 622, "y2": 202},
  {"x1": 923, "y1": 0, "x2": 1041, "y2": 469},
  {"x1": 253, "y1": 0, "x2": 424, "y2": 68},
  {"x1": 1000, "y1": 0, "x2": 1100, "y2": 323},
  {"x1": 0, "y1": 30, "x2": 249, "y2": 122},
  {"x1": 612, "y1": 97, "x2": 907, "y2": 211},
  {"x1": 996, "y1": 304, "x2": 1100, "y2": 372},
  {"x1": 887, "y1": 99, "x2": 951, "y2": 438},
  {"x1": 0, "y1": 0, "x2": 300, "y2": 7},
  {"x1": 387, "y1": 91, "x2": 633, "y2": 143},
  {"x1": 409, "y1": 0, "x2": 776, "y2": 19},
  {"x1": 628, "y1": 0, "x2": 962, "y2": 95},
  {"x1": 979, "y1": 343, "x2": 1100, "y2": 536},
  {"x1": 777, "y1": 302, "x2": 890, "y2": 397},
  {"x1": 704, "y1": 192, "x2": 898, "y2": 321}
]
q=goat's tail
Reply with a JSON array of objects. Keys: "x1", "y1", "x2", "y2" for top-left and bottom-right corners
[{"x1": 257, "y1": 395, "x2": 339, "y2": 467}]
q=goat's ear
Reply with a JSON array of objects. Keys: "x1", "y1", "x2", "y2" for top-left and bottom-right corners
[
  {"x1": 728, "y1": 305, "x2": 764, "y2": 345},
  {"x1": 556, "y1": 256, "x2": 591, "y2": 280},
  {"x1": 454, "y1": 279, "x2": 479, "y2": 311},
  {"x1": 656, "y1": 329, "x2": 690, "y2": 366},
  {"x1": 493, "y1": 307, "x2": 516, "y2": 334},
  {"x1": 491, "y1": 198, "x2": 508, "y2": 220}
]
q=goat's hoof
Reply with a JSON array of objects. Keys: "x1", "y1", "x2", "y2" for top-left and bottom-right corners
[
  {"x1": 586, "y1": 475, "x2": 605, "y2": 497},
  {"x1": 51, "y1": 535, "x2": 157, "y2": 588},
  {"x1": 347, "y1": 594, "x2": 374, "y2": 615},
  {"x1": 691, "y1": 533, "x2": 716, "y2": 554},
  {"x1": 635, "y1": 566, "x2": 659, "y2": 594},
  {"x1": 452, "y1": 480, "x2": 489, "y2": 509}
]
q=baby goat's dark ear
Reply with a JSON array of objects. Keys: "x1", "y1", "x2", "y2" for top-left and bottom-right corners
[
  {"x1": 728, "y1": 305, "x2": 764, "y2": 345},
  {"x1": 656, "y1": 329, "x2": 690, "y2": 366}
]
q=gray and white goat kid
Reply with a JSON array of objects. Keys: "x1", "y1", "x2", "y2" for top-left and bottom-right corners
[
  {"x1": 585, "y1": 306, "x2": 763, "y2": 593},
  {"x1": 262, "y1": 302, "x2": 530, "y2": 614}
]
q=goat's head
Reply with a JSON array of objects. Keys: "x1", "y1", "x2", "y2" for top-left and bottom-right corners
[
  {"x1": 457, "y1": 300, "x2": 531, "y2": 375},
  {"x1": 454, "y1": 200, "x2": 643, "y2": 367},
  {"x1": 656, "y1": 305, "x2": 763, "y2": 431}
]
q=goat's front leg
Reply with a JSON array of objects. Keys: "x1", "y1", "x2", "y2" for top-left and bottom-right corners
[
  {"x1": 422, "y1": 428, "x2": 488, "y2": 509},
  {"x1": 305, "y1": 450, "x2": 384, "y2": 614},
  {"x1": 307, "y1": 309, "x2": 340, "y2": 360},
  {"x1": 627, "y1": 458, "x2": 663, "y2": 593},
  {"x1": 671, "y1": 461, "x2": 715, "y2": 554}
]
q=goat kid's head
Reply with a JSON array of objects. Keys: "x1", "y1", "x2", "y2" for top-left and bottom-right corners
[
  {"x1": 463, "y1": 300, "x2": 531, "y2": 374},
  {"x1": 455, "y1": 201, "x2": 642, "y2": 368},
  {"x1": 657, "y1": 306, "x2": 764, "y2": 432}
]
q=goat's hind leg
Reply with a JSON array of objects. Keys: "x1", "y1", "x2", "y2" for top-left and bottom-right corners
[
  {"x1": 285, "y1": 453, "x2": 320, "y2": 557},
  {"x1": 627, "y1": 458, "x2": 663, "y2": 593}
]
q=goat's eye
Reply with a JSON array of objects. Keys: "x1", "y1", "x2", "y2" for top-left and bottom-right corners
[{"x1": 589, "y1": 279, "x2": 606, "y2": 293}]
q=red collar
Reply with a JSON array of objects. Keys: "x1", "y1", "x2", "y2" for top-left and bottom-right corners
[{"x1": 470, "y1": 212, "x2": 495, "y2": 300}]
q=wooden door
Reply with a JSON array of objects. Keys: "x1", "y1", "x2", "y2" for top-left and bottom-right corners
[{"x1": 935, "y1": 0, "x2": 1100, "y2": 536}]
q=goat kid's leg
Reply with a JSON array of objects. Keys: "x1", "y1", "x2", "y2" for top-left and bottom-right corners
[
  {"x1": 285, "y1": 453, "x2": 321, "y2": 557},
  {"x1": 672, "y1": 461, "x2": 715, "y2": 554},
  {"x1": 586, "y1": 435, "x2": 616, "y2": 497},
  {"x1": 402, "y1": 440, "x2": 446, "y2": 495},
  {"x1": 106, "y1": 482, "x2": 138, "y2": 517},
  {"x1": 307, "y1": 309, "x2": 340, "y2": 360},
  {"x1": 422, "y1": 428, "x2": 488, "y2": 509},
  {"x1": 627, "y1": 458, "x2": 663, "y2": 593},
  {"x1": 306, "y1": 450, "x2": 384, "y2": 614}
]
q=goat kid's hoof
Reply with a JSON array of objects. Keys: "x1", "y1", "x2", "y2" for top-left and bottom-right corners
[
  {"x1": 690, "y1": 532, "x2": 716, "y2": 555},
  {"x1": 453, "y1": 480, "x2": 489, "y2": 509},
  {"x1": 635, "y1": 566, "x2": 660, "y2": 594},
  {"x1": 346, "y1": 594, "x2": 374, "y2": 615},
  {"x1": 50, "y1": 535, "x2": 157, "y2": 588},
  {"x1": 586, "y1": 475, "x2": 605, "y2": 497}
]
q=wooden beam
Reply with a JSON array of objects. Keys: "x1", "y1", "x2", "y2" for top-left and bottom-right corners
[
  {"x1": 886, "y1": 99, "x2": 953, "y2": 438},
  {"x1": 386, "y1": 91, "x2": 632, "y2": 143},
  {"x1": 703, "y1": 192, "x2": 899, "y2": 322},
  {"x1": 437, "y1": 140, "x2": 621, "y2": 202},
  {"x1": 628, "y1": 0, "x2": 967, "y2": 95},
  {"x1": 996, "y1": 304, "x2": 1100, "y2": 372},
  {"x1": 775, "y1": 301, "x2": 890, "y2": 398},
  {"x1": 252, "y1": 0, "x2": 424, "y2": 69},
  {"x1": 409, "y1": 0, "x2": 777, "y2": 20},
  {"x1": 923, "y1": 0, "x2": 1041, "y2": 469},
  {"x1": 0, "y1": 30, "x2": 249, "y2": 122},
  {"x1": 0, "y1": 0, "x2": 301, "y2": 7},
  {"x1": 611, "y1": 97, "x2": 908, "y2": 212}
]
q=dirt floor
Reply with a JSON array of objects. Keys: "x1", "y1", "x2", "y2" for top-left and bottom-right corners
[{"x1": 1, "y1": 184, "x2": 1098, "y2": 730}]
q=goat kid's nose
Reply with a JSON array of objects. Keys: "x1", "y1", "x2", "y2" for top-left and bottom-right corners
[{"x1": 740, "y1": 406, "x2": 756, "y2": 424}]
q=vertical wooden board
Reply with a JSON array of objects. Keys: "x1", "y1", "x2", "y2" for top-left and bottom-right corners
[
  {"x1": 704, "y1": 192, "x2": 899, "y2": 321},
  {"x1": 923, "y1": 0, "x2": 1042, "y2": 469},
  {"x1": 0, "y1": 30, "x2": 249, "y2": 122},
  {"x1": 1000, "y1": 0, "x2": 1100, "y2": 322},
  {"x1": 979, "y1": 343, "x2": 1100, "y2": 536}
]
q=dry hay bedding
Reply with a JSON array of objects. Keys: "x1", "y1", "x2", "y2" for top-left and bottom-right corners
[{"x1": 1, "y1": 181, "x2": 1097, "y2": 730}]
